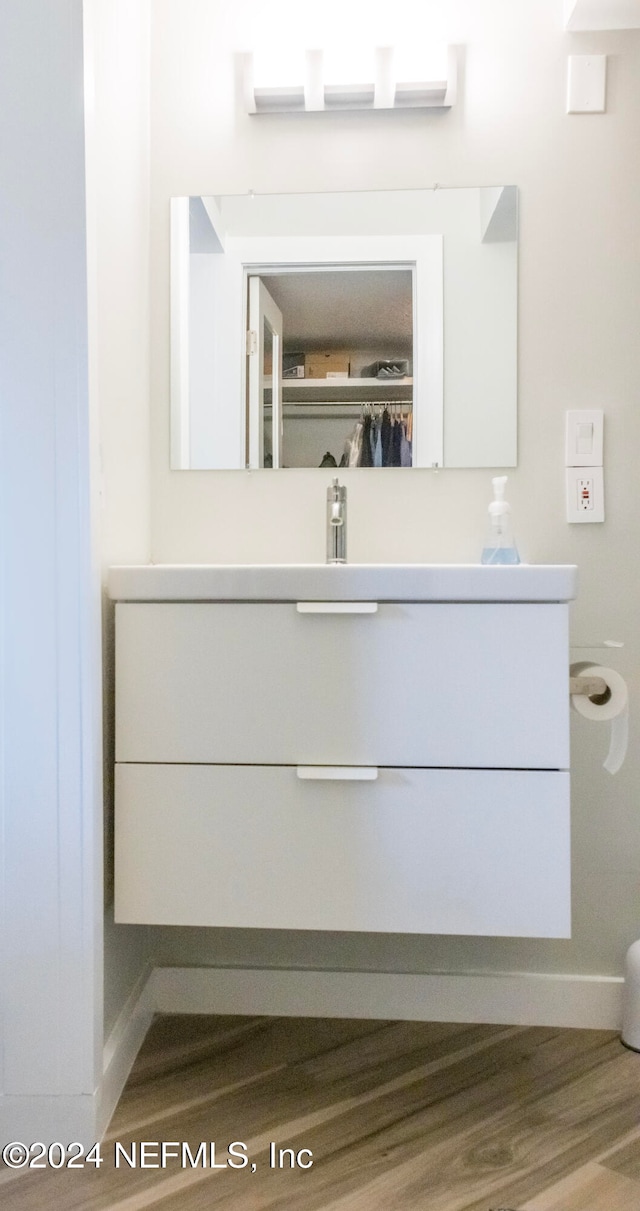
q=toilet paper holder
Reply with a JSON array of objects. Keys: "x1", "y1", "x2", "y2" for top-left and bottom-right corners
[{"x1": 569, "y1": 673, "x2": 608, "y2": 698}]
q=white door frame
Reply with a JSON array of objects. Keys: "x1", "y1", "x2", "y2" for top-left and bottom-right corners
[
  {"x1": 247, "y1": 276, "x2": 284, "y2": 468},
  {"x1": 213, "y1": 234, "x2": 444, "y2": 469}
]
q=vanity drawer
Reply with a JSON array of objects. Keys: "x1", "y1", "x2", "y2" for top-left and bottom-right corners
[
  {"x1": 114, "y1": 764, "x2": 570, "y2": 937},
  {"x1": 115, "y1": 602, "x2": 569, "y2": 769}
]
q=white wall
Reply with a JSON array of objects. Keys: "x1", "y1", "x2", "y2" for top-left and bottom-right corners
[
  {"x1": 145, "y1": 0, "x2": 640, "y2": 988},
  {"x1": 0, "y1": 0, "x2": 156, "y2": 1143},
  {"x1": 0, "y1": 0, "x2": 102, "y2": 1142},
  {"x1": 83, "y1": 0, "x2": 155, "y2": 1045}
]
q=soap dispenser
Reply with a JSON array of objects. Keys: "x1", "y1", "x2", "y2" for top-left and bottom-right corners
[{"x1": 481, "y1": 476, "x2": 520, "y2": 565}]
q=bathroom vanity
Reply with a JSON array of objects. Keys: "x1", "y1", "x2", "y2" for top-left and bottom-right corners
[{"x1": 109, "y1": 563, "x2": 577, "y2": 938}]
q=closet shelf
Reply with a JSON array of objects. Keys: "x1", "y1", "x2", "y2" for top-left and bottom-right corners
[
  {"x1": 279, "y1": 376, "x2": 413, "y2": 405},
  {"x1": 283, "y1": 376, "x2": 412, "y2": 391}
]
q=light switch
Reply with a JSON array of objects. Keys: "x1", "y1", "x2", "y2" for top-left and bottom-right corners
[
  {"x1": 576, "y1": 422, "x2": 593, "y2": 455},
  {"x1": 567, "y1": 55, "x2": 606, "y2": 114},
  {"x1": 565, "y1": 409, "x2": 603, "y2": 466}
]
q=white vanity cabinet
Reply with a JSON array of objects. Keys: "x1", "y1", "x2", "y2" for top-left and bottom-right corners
[{"x1": 110, "y1": 564, "x2": 577, "y2": 938}]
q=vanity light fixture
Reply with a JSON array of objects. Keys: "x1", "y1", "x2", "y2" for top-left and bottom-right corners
[{"x1": 242, "y1": 45, "x2": 457, "y2": 114}]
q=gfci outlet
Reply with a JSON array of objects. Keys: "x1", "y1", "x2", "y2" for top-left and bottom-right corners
[
  {"x1": 578, "y1": 477, "x2": 594, "y2": 510},
  {"x1": 566, "y1": 466, "x2": 604, "y2": 523}
]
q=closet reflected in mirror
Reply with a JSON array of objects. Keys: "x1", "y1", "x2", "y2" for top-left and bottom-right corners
[
  {"x1": 170, "y1": 186, "x2": 518, "y2": 470},
  {"x1": 256, "y1": 267, "x2": 414, "y2": 469}
]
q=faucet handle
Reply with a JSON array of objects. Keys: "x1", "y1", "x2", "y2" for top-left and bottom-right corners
[{"x1": 328, "y1": 477, "x2": 346, "y2": 523}]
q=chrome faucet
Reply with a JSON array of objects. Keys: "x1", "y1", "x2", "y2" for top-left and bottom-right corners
[{"x1": 326, "y1": 478, "x2": 347, "y2": 564}]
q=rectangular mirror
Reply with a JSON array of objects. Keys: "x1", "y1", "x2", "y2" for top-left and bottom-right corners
[{"x1": 171, "y1": 186, "x2": 517, "y2": 470}]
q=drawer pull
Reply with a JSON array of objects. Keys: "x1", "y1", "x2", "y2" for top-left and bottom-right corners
[
  {"x1": 296, "y1": 601, "x2": 378, "y2": 614},
  {"x1": 296, "y1": 766, "x2": 379, "y2": 781}
]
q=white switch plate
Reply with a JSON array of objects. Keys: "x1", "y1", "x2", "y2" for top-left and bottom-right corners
[
  {"x1": 566, "y1": 466, "x2": 604, "y2": 522},
  {"x1": 567, "y1": 55, "x2": 607, "y2": 113},
  {"x1": 565, "y1": 409, "x2": 604, "y2": 466}
]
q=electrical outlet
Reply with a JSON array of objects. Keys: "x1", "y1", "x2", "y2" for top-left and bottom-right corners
[
  {"x1": 566, "y1": 466, "x2": 604, "y2": 523},
  {"x1": 578, "y1": 476, "x2": 594, "y2": 510}
]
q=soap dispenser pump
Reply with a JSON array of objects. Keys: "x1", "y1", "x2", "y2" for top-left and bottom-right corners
[{"x1": 481, "y1": 476, "x2": 520, "y2": 565}]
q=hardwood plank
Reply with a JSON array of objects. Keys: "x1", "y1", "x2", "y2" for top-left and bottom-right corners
[
  {"x1": 109, "y1": 1015, "x2": 391, "y2": 1138},
  {"x1": 97, "y1": 1024, "x2": 528, "y2": 1211},
  {"x1": 599, "y1": 1125, "x2": 640, "y2": 1181},
  {"x1": 0, "y1": 1016, "x2": 636, "y2": 1211},
  {"x1": 108, "y1": 1029, "x2": 621, "y2": 1211},
  {"x1": 521, "y1": 1159, "x2": 640, "y2": 1209},
  {"x1": 122, "y1": 1015, "x2": 267, "y2": 1082},
  {"x1": 221, "y1": 1039, "x2": 634, "y2": 1211}
]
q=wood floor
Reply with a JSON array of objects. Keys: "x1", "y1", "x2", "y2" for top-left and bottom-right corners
[{"x1": 2, "y1": 1013, "x2": 640, "y2": 1210}]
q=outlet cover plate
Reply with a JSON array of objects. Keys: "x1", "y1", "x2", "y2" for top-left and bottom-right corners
[
  {"x1": 567, "y1": 54, "x2": 607, "y2": 113},
  {"x1": 566, "y1": 465, "x2": 605, "y2": 522}
]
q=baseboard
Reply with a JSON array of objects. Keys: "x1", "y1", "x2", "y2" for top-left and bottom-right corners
[
  {"x1": 13, "y1": 963, "x2": 615, "y2": 1145},
  {"x1": 0, "y1": 970, "x2": 155, "y2": 1148},
  {"x1": 98, "y1": 964, "x2": 155, "y2": 1137},
  {"x1": 1, "y1": 965, "x2": 618, "y2": 1146},
  {"x1": 151, "y1": 965, "x2": 624, "y2": 1031}
]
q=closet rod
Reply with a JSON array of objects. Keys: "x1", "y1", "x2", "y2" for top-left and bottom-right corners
[
  {"x1": 341, "y1": 402, "x2": 412, "y2": 411},
  {"x1": 265, "y1": 401, "x2": 412, "y2": 411},
  {"x1": 267, "y1": 405, "x2": 414, "y2": 421}
]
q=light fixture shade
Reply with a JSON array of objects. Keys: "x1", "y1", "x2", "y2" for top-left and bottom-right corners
[
  {"x1": 323, "y1": 46, "x2": 375, "y2": 109},
  {"x1": 247, "y1": 47, "x2": 306, "y2": 113},
  {"x1": 243, "y1": 45, "x2": 457, "y2": 114}
]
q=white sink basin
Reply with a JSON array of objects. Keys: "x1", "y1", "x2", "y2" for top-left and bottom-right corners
[{"x1": 108, "y1": 563, "x2": 578, "y2": 603}]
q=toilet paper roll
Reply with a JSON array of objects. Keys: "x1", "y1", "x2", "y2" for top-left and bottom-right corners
[{"x1": 570, "y1": 662, "x2": 629, "y2": 774}]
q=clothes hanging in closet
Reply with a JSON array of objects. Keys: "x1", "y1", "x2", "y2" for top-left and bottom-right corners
[
  {"x1": 360, "y1": 414, "x2": 374, "y2": 466},
  {"x1": 341, "y1": 406, "x2": 412, "y2": 469}
]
